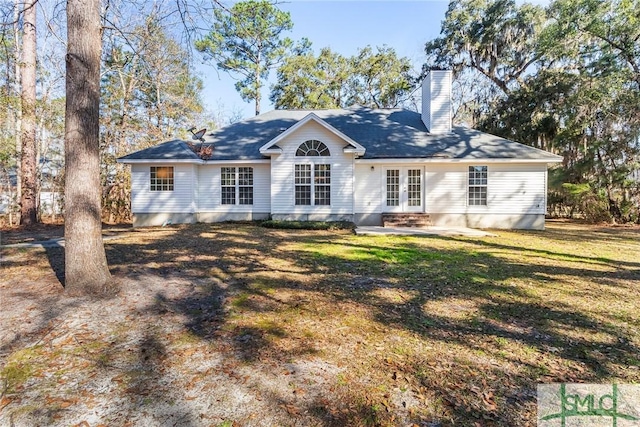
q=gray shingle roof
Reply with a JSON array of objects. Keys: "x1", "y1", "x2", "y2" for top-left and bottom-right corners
[
  {"x1": 118, "y1": 139, "x2": 201, "y2": 161},
  {"x1": 118, "y1": 107, "x2": 562, "y2": 162}
]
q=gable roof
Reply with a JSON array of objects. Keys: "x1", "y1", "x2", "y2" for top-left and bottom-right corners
[
  {"x1": 118, "y1": 107, "x2": 563, "y2": 163},
  {"x1": 259, "y1": 112, "x2": 366, "y2": 156}
]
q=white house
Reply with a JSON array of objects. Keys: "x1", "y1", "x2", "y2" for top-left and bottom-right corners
[{"x1": 118, "y1": 70, "x2": 563, "y2": 230}]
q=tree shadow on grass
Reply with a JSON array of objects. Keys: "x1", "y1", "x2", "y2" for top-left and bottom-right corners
[
  {"x1": 293, "y1": 236, "x2": 640, "y2": 360},
  {"x1": 6, "y1": 222, "x2": 632, "y2": 426},
  {"x1": 0, "y1": 241, "x2": 122, "y2": 362},
  {"x1": 89, "y1": 328, "x2": 198, "y2": 427},
  {"x1": 273, "y1": 233, "x2": 640, "y2": 424},
  {"x1": 100, "y1": 223, "x2": 640, "y2": 425},
  {"x1": 540, "y1": 221, "x2": 640, "y2": 245},
  {"x1": 43, "y1": 242, "x2": 65, "y2": 285},
  {"x1": 102, "y1": 224, "x2": 388, "y2": 425}
]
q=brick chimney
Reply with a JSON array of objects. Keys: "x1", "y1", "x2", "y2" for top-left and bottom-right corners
[{"x1": 421, "y1": 70, "x2": 452, "y2": 134}]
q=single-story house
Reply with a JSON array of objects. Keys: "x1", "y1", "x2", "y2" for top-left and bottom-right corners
[{"x1": 118, "y1": 70, "x2": 563, "y2": 229}]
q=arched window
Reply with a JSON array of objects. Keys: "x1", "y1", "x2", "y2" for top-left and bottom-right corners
[
  {"x1": 296, "y1": 140, "x2": 330, "y2": 156},
  {"x1": 294, "y1": 140, "x2": 331, "y2": 206}
]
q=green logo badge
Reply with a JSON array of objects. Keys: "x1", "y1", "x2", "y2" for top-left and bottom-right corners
[{"x1": 538, "y1": 384, "x2": 640, "y2": 426}]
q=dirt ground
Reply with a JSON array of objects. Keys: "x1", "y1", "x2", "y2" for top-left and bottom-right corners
[
  {"x1": 1, "y1": 221, "x2": 639, "y2": 427},
  {"x1": 0, "y1": 222, "x2": 130, "y2": 246},
  {"x1": 0, "y1": 272, "x2": 347, "y2": 427},
  {"x1": 1, "y1": 224, "x2": 416, "y2": 427}
]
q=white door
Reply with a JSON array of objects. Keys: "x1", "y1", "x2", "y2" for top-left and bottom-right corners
[{"x1": 384, "y1": 167, "x2": 423, "y2": 212}]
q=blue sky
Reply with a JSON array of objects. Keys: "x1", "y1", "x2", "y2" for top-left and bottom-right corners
[{"x1": 197, "y1": 1, "x2": 450, "y2": 121}]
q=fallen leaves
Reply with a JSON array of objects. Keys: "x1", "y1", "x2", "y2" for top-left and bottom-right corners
[
  {"x1": 0, "y1": 397, "x2": 11, "y2": 410},
  {"x1": 2, "y1": 222, "x2": 640, "y2": 427},
  {"x1": 282, "y1": 403, "x2": 301, "y2": 416}
]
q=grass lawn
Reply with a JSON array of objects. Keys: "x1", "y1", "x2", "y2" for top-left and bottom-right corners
[{"x1": 1, "y1": 221, "x2": 639, "y2": 426}]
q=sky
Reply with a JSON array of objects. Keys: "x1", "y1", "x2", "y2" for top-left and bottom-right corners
[{"x1": 197, "y1": 1, "x2": 451, "y2": 122}]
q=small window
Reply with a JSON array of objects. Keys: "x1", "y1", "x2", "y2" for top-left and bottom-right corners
[
  {"x1": 221, "y1": 167, "x2": 253, "y2": 205},
  {"x1": 150, "y1": 166, "x2": 174, "y2": 191},
  {"x1": 296, "y1": 140, "x2": 330, "y2": 156},
  {"x1": 468, "y1": 166, "x2": 487, "y2": 206}
]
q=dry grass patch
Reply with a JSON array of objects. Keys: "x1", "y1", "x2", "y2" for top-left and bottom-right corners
[{"x1": 1, "y1": 221, "x2": 639, "y2": 426}]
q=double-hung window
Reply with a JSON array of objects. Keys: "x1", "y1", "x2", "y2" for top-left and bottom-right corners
[
  {"x1": 295, "y1": 164, "x2": 312, "y2": 205},
  {"x1": 295, "y1": 140, "x2": 331, "y2": 206},
  {"x1": 221, "y1": 167, "x2": 253, "y2": 205},
  {"x1": 468, "y1": 165, "x2": 487, "y2": 206},
  {"x1": 314, "y1": 164, "x2": 331, "y2": 205},
  {"x1": 150, "y1": 166, "x2": 174, "y2": 191}
]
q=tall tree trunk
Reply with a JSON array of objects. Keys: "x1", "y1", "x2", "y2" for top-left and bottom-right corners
[
  {"x1": 64, "y1": 0, "x2": 113, "y2": 293},
  {"x1": 13, "y1": 0, "x2": 22, "y2": 221},
  {"x1": 254, "y1": 54, "x2": 261, "y2": 116},
  {"x1": 255, "y1": 88, "x2": 260, "y2": 116},
  {"x1": 20, "y1": 0, "x2": 37, "y2": 226}
]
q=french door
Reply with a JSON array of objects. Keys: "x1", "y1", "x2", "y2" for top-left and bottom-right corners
[{"x1": 384, "y1": 167, "x2": 423, "y2": 212}]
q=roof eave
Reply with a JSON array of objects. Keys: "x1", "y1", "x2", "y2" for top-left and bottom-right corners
[
  {"x1": 202, "y1": 159, "x2": 272, "y2": 164},
  {"x1": 258, "y1": 147, "x2": 283, "y2": 155},
  {"x1": 355, "y1": 157, "x2": 563, "y2": 164},
  {"x1": 117, "y1": 158, "x2": 204, "y2": 164},
  {"x1": 343, "y1": 147, "x2": 366, "y2": 156}
]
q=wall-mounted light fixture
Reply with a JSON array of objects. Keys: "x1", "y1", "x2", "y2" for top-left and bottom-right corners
[{"x1": 371, "y1": 166, "x2": 375, "y2": 171}]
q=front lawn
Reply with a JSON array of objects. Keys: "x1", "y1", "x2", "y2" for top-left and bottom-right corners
[{"x1": 1, "y1": 221, "x2": 638, "y2": 426}]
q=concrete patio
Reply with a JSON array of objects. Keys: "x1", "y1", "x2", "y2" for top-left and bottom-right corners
[{"x1": 355, "y1": 226, "x2": 497, "y2": 237}]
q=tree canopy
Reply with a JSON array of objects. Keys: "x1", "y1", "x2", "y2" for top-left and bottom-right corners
[
  {"x1": 101, "y1": 13, "x2": 205, "y2": 223},
  {"x1": 428, "y1": 0, "x2": 640, "y2": 223},
  {"x1": 196, "y1": 0, "x2": 299, "y2": 115},
  {"x1": 425, "y1": 0, "x2": 546, "y2": 95},
  {"x1": 271, "y1": 45, "x2": 415, "y2": 109}
]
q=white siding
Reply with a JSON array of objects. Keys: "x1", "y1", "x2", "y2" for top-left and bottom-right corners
[
  {"x1": 354, "y1": 163, "x2": 382, "y2": 213},
  {"x1": 270, "y1": 121, "x2": 355, "y2": 215},
  {"x1": 426, "y1": 163, "x2": 547, "y2": 215},
  {"x1": 40, "y1": 191, "x2": 63, "y2": 215},
  {"x1": 425, "y1": 164, "x2": 467, "y2": 213},
  {"x1": 421, "y1": 78, "x2": 431, "y2": 132},
  {"x1": 421, "y1": 70, "x2": 452, "y2": 134},
  {"x1": 354, "y1": 162, "x2": 548, "y2": 216},
  {"x1": 131, "y1": 164, "x2": 196, "y2": 213},
  {"x1": 484, "y1": 163, "x2": 547, "y2": 214},
  {"x1": 198, "y1": 163, "x2": 270, "y2": 212},
  {"x1": 129, "y1": 155, "x2": 547, "y2": 229}
]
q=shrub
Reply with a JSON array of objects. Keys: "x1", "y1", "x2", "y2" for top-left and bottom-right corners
[{"x1": 260, "y1": 220, "x2": 355, "y2": 230}]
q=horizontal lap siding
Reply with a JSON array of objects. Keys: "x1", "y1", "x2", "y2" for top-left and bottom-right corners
[
  {"x1": 354, "y1": 164, "x2": 381, "y2": 213},
  {"x1": 426, "y1": 72, "x2": 452, "y2": 134},
  {"x1": 271, "y1": 121, "x2": 354, "y2": 215},
  {"x1": 198, "y1": 163, "x2": 270, "y2": 212},
  {"x1": 485, "y1": 164, "x2": 547, "y2": 214},
  {"x1": 425, "y1": 165, "x2": 467, "y2": 213},
  {"x1": 131, "y1": 164, "x2": 196, "y2": 213},
  {"x1": 426, "y1": 163, "x2": 547, "y2": 214}
]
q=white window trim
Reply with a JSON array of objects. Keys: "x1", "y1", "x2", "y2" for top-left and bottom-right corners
[
  {"x1": 295, "y1": 139, "x2": 331, "y2": 157},
  {"x1": 149, "y1": 166, "x2": 174, "y2": 192},
  {"x1": 294, "y1": 161, "x2": 332, "y2": 207},
  {"x1": 468, "y1": 165, "x2": 488, "y2": 207},
  {"x1": 221, "y1": 166, "x2": 254, "y2": 206}
]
